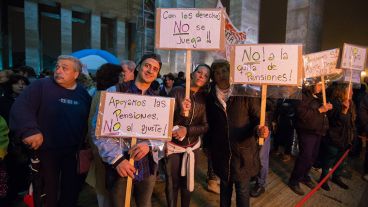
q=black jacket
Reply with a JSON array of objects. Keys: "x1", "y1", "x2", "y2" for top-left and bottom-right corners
[
  {"x1": 169, "y1": 86, "x2": 208, "y2": 146},
  {"x1": 295, "y1": 90, "x2": 329, "y2": 136},
  {"x1": 359, "y1": 94, "x2": 368, "y2": 135},
  {"x1": 205, "y1": 85, "x2": 261, "y2": 181},
  {"x1": 326, "y1": 98, "x2": 354, "y2": 149}
]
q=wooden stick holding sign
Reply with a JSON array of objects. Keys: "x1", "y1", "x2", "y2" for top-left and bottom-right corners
[
  {"x1": 184, "y1": 50, "x2": 192, "y2": 117},
  {"x1": 320, "y1": 76, "x2": 327, "y2": 106},
  {"x1": 259, "y1": 85, "x2": 267, "y2": 145},
  {"x1": 125, "y1": 137, "x2": 137, "y2": 207},
  {"x1": 347, "y1": 69, "x2": 353, "y2": 101}
]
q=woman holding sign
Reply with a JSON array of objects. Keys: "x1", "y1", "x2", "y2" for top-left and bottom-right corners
[
  {"x1": 319, "y1": 82, "x2": 354, "y2": 191},
  {"x1": 288, "y1": 81, "x2": 333, "y2": 195},
  {"x1": 165, "y1": 64, "x2": 210, "y2": 207}
]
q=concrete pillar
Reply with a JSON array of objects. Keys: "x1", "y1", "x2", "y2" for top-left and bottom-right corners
[
  {"x1": 0, "y1": 0, "x2": 4, "y2": 70},
  {"x1": 230, "y1": 0, "x2": 260, "y2": 44},
  {"x1": 114, "y1": 19, "x2": 126, "y2": 60},
  {"x1": 24, "y1": 0, "x2": 40, "y2": 74},
  {"x1": 194, "y1": 0, "x2": 217, "y2": 8},
  {"x1": 90, "y1": 13, "x2": 101, "y2": 49},
  {"x1": 285, "y1": 0, "x2": 325, "y2": 53},
  {"x1": 60, "y1": 7, "x2": 72, "y2": 55}
]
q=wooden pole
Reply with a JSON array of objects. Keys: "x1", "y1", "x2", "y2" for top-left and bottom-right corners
[
  {"x1": 125, "y1": 137, "x2": 137, "y2": 207},
  {"x1": 259, "y1": 84, "x2": 267, "y2": 145},
  {"x1": 184, "y1": 50, "x2": 192, "y2": 117},
  {"x1": 320, "y1": 76, "x2": 327, "y2": 106},
  {"x1": 347, "y1": 69, "x2": 353, "y2": 100}
]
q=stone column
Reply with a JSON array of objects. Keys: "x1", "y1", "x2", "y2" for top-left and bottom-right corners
[
  {"x1": 114, "y1": 19, "x2": 126, "y2": 60},
  {"x1": 285, "y1": 0, "x2": 325, "y2": 54},
  {"x1": 24, "y1": 0, "x2": 40, "y2": 74},
  {"x1": 90, "y1": 13, "x2": 101, "y2": 49},
  {"x1": 194, "y1": 0, "x2": 217, "y2": 8},
  {"x1": 60, "y1": 7, "x2": 72, "y2": 55},
  {"x1": 0, "y1": 0, "x2": 4, "y2": 70},
  {"x1": 230, "y1": 0, "x2": 261, "y2": 44}
]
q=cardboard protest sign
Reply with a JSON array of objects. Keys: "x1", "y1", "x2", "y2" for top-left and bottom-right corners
[
  {"x1": 96, "y1": 92, "x2": 175, "y2": 140},
  {"x1": 155, "y1": 8, "x2": 225, "y2": 50},
  {"x1": 230, "y1": 44, "x2": 303, "y2": 85},
  {"x1": 303, "y1": 48, "x2": 340, "y2": 78},
  {"x1": 341, "y1": 43, "x2": 367, "y2": 70},
  {"x1": 344, "y1": 69, "x2": 361, "y2": 84}
]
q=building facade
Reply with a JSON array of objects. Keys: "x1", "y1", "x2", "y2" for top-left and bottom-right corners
[{"x1": 0, "y1": 0, "x2": 367, "y2": 75}]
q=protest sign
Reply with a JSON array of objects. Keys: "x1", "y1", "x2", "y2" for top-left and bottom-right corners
[
  {"x1": 230, "y1": 44, "x2": 303, "y2": 85},
  {"x1": 341, "y1": 43, "x2": 367, "y2": 70},
  {"x1": 344, "y1": 69, "x2": 361, "y2": 84},
  {"x1": 303, "y1": 48, "x2": 340, "y2": 78},
  {"x1": 95, "y1": 91, "x2": 175, "y2": 140},
  {"x1": 155, "y1": 8, "x2": 225, "y2": 50},
  {"x1": 230, "y1": 44, "x2": 303, "y2": 145}
]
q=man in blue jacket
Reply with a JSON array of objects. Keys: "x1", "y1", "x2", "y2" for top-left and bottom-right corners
[
  {"x1": 10, "y1": 55, "x2": 91, "y2": 207},
  {"x1": 92, "y1": 53, "x2": 163, "y2": 207}
]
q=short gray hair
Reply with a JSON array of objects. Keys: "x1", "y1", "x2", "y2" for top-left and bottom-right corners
[
  {"x1": 57, "y1": 55, "x2": 83, "y2": 73},
  {"x1": 120, "y1": 60, "x2": 136, "y2": 72}
]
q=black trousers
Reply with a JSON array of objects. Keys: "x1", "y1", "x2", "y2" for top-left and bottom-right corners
[
  {"x1": 220, "y1": 177, "x2": 250, "y2": 207},
  {"x1": 289, "y1": 132, "x2": 322, "y2": 185},
  {"x1": 39, "y1": 148, "x2": 81, "y2": 207},
  {"x1": 164, "y1": 150, "x2": 198, "y2": 207}
]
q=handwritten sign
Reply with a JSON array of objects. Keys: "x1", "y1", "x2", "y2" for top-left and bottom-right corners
[
  {"x1": 341, "y1": 43, "x2": 367, "y2": 70},
  {"x1": 344, "y1": 69, "x2": 361, "y2": 84},
  {"x1": 303, "y1": 49, "x2": 340, "y2": 78},
  {"x1": 155, "y1": 8, "x2": 225, "y2": 50},
  {"x1": 96, "y1": 92, "x2": 175, "y2": 140},
  {"x1": 230, "y1": 44, "x2": 303, "y2": 85}
]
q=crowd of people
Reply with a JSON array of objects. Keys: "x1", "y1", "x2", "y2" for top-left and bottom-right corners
[{"x1": 0, "y1": 53, "x2": 367, "y2": 207}]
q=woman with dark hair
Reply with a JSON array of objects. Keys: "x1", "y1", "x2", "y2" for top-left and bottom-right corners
[
  {"x1": 319, "y1": 82, "x2": 354, "y2": 191},
  {"x1": 288, "y1": 82, "x2": 333, "y2": 195},
  {"x1": 95, "y1": 63, "x2": 122, "y2": 91},
  {"x1": 165, "y1": 64, "x2": 210, "y2": 207},
  {"x1": 0, "y1": 74, "x2": 30, "y2": 204},
  {"x1": 0, "y1": 74, "x2": 30, "y2": 123},
  {"x1": 86, "y1": 63, "x2": 122, "y2": 207}
]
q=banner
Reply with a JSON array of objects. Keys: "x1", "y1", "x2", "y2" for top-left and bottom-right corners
[{"x1": 214, "y1": 0, "x2": 248, "y2": 60}]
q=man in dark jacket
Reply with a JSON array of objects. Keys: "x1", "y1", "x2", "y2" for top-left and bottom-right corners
[
  {"x1": 205, "y1": 60, "x2": 269, "y2": 207},
  {"x1": 10, "y1": 55, "x2": 91, "y2": 207}
]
